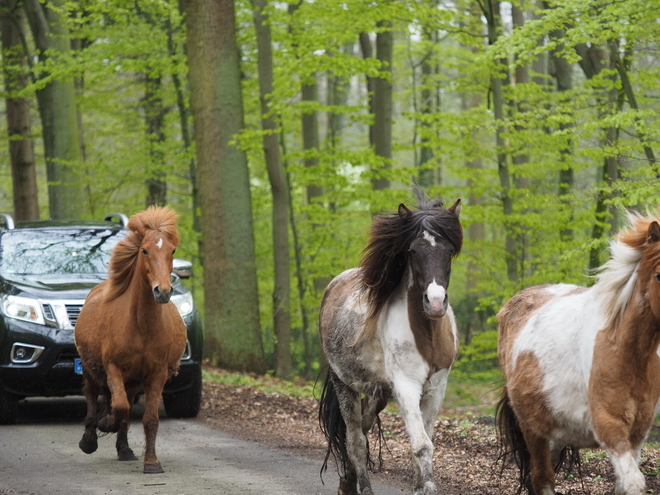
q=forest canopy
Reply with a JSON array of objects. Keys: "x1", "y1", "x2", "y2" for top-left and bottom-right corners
[{"x1": 0, "y1": 0, "x2": 657, "y2": 377}]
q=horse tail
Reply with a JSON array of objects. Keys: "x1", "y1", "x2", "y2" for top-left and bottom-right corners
[
  {"x1": 318, "y1": 368, "x2": 349, "y2": 480},
  {"x1": 495, "y1": 386, "x2": 532, "y2": 494}
]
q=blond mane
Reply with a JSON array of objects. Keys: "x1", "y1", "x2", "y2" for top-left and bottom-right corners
[
  {"x1": 593, "y1": 208, "x2": 660, "y2": 327},
  {"x1": 104, "y1": 205, "x2": 180, "y2": 302}
]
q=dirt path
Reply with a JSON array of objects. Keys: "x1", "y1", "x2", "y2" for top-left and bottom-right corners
[
  {"x1": 199, "y1": 377, "x2": 660, "y2": 494},
  {"x1": 0, "y1": 397, "x2": 401, "y2": 495}
]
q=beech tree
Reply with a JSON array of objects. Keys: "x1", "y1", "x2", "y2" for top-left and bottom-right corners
[
  {"x1": 0, "y1": 0, "x2": 38, "y2": 220},
  {"x1": 23, "y1": 0, "x2": 84, "y2": 220},
  {"x1": 187, "y1": 0, "x2": 267, "y2": 372},
  {"x1": 0, "y1": 0, "x2": 659, "y2": 376},
  {"x1": 252, "y1": 0, "x2": 293, "y2": 379}
]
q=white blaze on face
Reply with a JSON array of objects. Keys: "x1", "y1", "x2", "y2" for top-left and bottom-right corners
[
  {"x1": 423, "y1": 230, "x2": 436, "y2": 247},
  {"x1": 427, "y1": 279, "x2": 446, "y2": 314},
  {"x1": 156, "y1": 237, "x2": 163, "y2": 249}
]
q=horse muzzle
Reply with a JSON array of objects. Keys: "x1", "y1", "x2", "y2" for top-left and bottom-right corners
[
  {"x1": 424, "y1": 283, "x2": 449, "y2": 319},
  {"x1": 153, "y1": 286, "x2": 174, "y2": 304}
]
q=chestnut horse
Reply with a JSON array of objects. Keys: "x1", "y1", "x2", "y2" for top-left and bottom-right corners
[
  {"x1": 318, "y1": 192, "x2": 462, "y2": 495},
  {"x1": 497, "y1": 209, "x2": 660, "y2": 494},
  {"x1": 74, "y1": 206, "x2": 186, "y2": 474}
]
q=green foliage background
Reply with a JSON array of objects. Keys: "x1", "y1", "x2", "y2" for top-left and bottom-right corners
[{"x1": 1, "y1": 0, "x2": 659, "y2": 378}]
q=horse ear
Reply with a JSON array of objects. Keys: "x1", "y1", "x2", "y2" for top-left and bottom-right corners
[
  {"x1": 127, "y1": 216, "x2": 146, "y2": 237},
  {"x1": 448, "y1": 198, "x2": 461, "y2": 217},
  {"x1": 398, "y1": 203, "x2": 413, "y2": 218},
  {"x1": 648, "y1": 221, "x2": 660, "y2": 244}
]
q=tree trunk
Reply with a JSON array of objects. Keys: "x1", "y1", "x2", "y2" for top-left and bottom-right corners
[
  {"x1": 23, "y1": 0, "x2": 83, "y2": 220},
  {"x1": 547, "y1": 22, "x2": 574, "y2": 241},
  {"x1": 372, "y1": 25, "x2": 392, "y2": 191},
  {"x1": 0, "y1": 1, "x2": 38, "y2": 220},
  {"x1": 144, "y1": 73, "x2": 167, "y2": 207},
  {"x1": 187, "y1": 0, "x2": 266, "y2": 372},
  {"x1": 484, "y1": 0, "x2": 517, "y2": 284},
  {"x1": 608, "y1": 38, "x2": 656, "y2": 168},
  {"x1": 576, "y1": 42, "x2": 621, "y2": 269},
  {"x1": 288, "y1": 2, "x2": 321, "y2": 378},
  {"x1": 417, "y1": 7, "x2": 439, "y2": 188},
  {"x1": 359, "y1": 32, "x2": 376, "y2": 148},
  {"x1": 511, "y1": 4, "x2": 531, "y2": 280},
  {"x1": 167, "y1": 11, "x2": 200, "y2": 234},
  {"x1": 252, "y1": 0, "x2": 292, "y2": 379}
]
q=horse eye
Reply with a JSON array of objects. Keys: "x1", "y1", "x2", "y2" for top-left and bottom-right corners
[
  {"x1": 656, "y1": 272, "x2": 660, "y2": 283},
  {"x1": 142, "y1": 248, "x2": 148, "y2": 256},
  {"x1": 172, "y1": 249, "x2": 176, "y2": 255}
]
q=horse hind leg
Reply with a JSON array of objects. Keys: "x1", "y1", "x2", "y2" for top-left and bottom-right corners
[
  {"x1": 320, "y1": 370, "x2": 373, "y2": 495},
  {"x1": 338, "y1": 382, "x2": 375, "y2": 494},
  {"x1": 523, "y1": 430, "x2": 556, "y2": 495},
  {"x1": 361, "y1": 391, "x2": 390, "y2": 473},
  {"x1": 361, "y1": 391, "x2": 390, "y2": 435},
  {"x1": 79, "y1": 373, "x2": 100, "y2": 455}
]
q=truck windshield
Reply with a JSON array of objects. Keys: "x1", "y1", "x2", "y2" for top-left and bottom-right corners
[{"x1": 0, "y1": 229, "x2": 126, "y2": 276}]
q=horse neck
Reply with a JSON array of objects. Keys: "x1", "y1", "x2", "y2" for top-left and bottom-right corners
[
  {"x1": 405, "y1": 268, "x2": 456, "y2": 372},
  {"x1": 128, "y1": 261, "x2": 165, "y2": 326},
  {"x1": 613, "y1": 282, "x2": 660, "y2": 365}
]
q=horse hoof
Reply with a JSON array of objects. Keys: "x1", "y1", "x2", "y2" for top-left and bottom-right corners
[
  {"x1": 79, "y1": 438, "x2": 98, "y2": 455},
  {"x1": 143, "y1": 462, "x2": 164, "y2": 474},
  {"x1": 118, "y1": 448, "x2": 138, "y2": 461},
  {"x1": 415, "y1": 481, "x2": 438, "y2": 495}
]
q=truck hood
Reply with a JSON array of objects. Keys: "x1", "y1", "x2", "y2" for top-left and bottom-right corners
[{"x1": 1, "y1": 273, "x2": 106, "y2": 300}]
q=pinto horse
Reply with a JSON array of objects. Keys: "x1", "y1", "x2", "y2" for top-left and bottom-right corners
[
  {"x1": 497, "y1": 209, "x2": 660, "y2": 495},
  {"x1": 74, "y1": 205, "x2": 186, "y2": 474},
  {"x1": 318, "y1": 194, "x2": 463, "y2": 495}
]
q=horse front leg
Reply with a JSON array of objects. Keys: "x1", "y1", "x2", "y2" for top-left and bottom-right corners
[
  {"x1": 393, "y1": 377, "x2": 436, "y2": 495},
  {"x1": 79, "y1": 372, "x2": 100, "y2": 455},
  {"x1": 420, "y1": 370, "x2": 450, "y2": 441},
  {"x1": 141, "y1": 372, "x2": 168, "y2": 474},
  {"x1": 98, "y1": 363, "x2": 130, "y2": 433},
  {"x1": 592, "y1": 408, "x2": 646, "y2": 494},
  {"x1": 116, "y1": 390, "x2": 139, "y2": 461},
  {"x1": 333, "y1": 376, "x2": 373, "y2": 495}
]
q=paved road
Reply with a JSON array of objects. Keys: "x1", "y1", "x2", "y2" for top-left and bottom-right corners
[{"x1": 0, "y1": 397, "x2": 405, "y2": 495}]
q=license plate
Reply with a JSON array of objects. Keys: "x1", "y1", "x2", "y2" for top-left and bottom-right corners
[{"x1": 74, "y1": 358, "x2": 83, "y2": 375}]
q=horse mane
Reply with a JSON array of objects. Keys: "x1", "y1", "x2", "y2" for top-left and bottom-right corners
[
  {"x1": 355, "y1": 191, "x2": 463, "y2": 343},
  {"x1": 594, "y1": 207, "x2": 660, "y2": 327},
  {"x1": 104, "y1": 205, "x2": 180, "y2": 302}
]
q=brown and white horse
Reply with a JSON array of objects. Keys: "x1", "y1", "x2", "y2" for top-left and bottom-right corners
[
  {"x1": 318, "y1": 192, "x2": 462, "y2": 495},
  {"x1": 497, "y1": 209, "x2": 660, "y2": 494},
  {"x1": 75, "y1": 206, "x2": 187, "y2": 474}
]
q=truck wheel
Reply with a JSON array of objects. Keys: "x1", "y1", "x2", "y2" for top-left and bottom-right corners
[
  {"x1": 162, "y1": 367, "x2": 202, "y2": 419},
  {"x1": 0, "y1": 390, "x2": 18, "y2": 424}
]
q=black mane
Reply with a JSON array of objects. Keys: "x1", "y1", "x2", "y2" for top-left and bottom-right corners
[{"x1": 358, "y1": 192, "x2": 463, "y2": 332}]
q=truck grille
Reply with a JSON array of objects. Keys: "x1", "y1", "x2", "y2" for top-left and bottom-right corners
[{"x1": 65, "y1": 304, "x2": 84, "y2": 326}]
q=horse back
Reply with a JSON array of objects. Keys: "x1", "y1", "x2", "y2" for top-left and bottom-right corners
[
  {"x1": 318, "y1": 268, "x2": 366, "y2": 349},
  {"x1": 497, "y1": 284, "x2": 557, "y2": 372}
]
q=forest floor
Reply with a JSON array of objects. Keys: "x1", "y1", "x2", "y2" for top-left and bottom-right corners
[{"x1": 198, "y1": 365, "x2": 660, "y2": 495}]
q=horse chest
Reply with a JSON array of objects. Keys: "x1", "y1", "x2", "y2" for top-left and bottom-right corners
[{"x1": 381, "y1": 295, "x2": 457, "y2": 378}]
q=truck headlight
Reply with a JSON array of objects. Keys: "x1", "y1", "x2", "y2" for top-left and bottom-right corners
[
  {"x1": 1, "y1": 295, "x2": 45, "y2": 325},
  {"x1": 171, "y1": 292, "x2": 194, "y2": 317}
]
